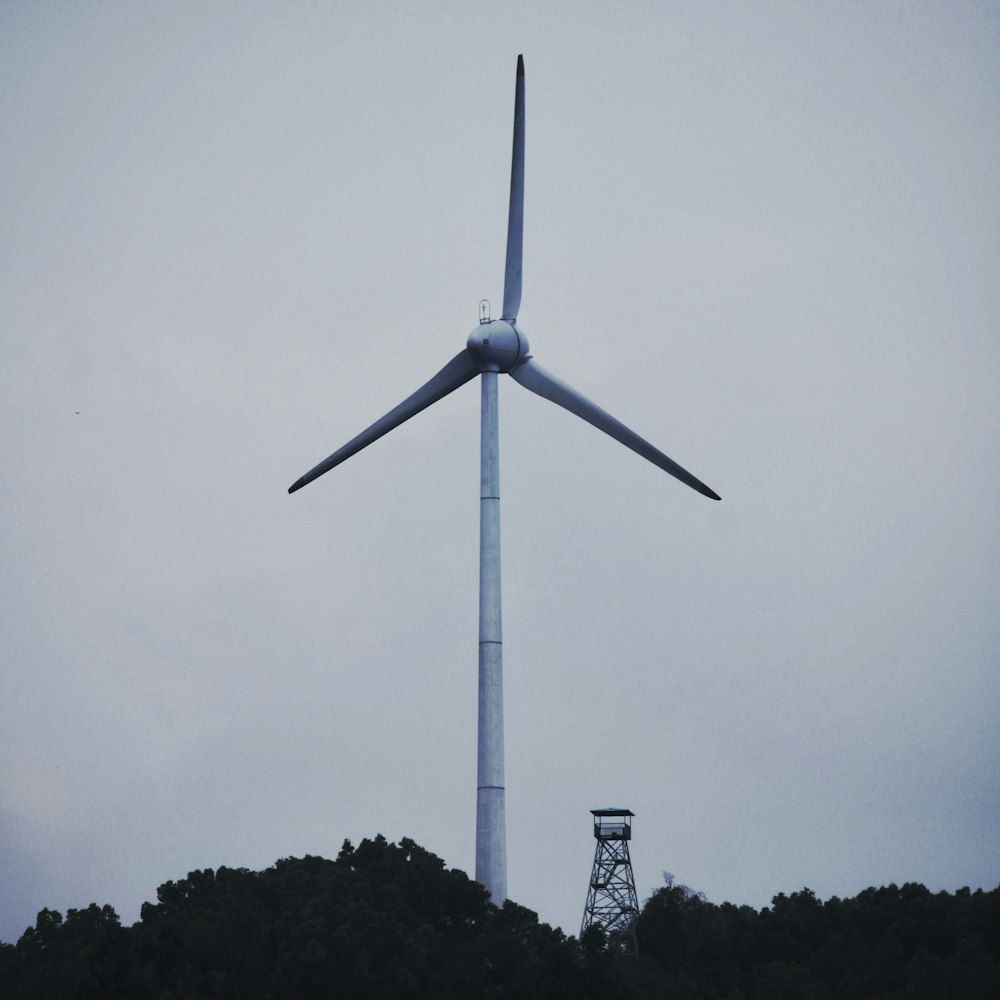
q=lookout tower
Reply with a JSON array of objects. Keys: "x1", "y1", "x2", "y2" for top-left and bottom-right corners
[{"x1": 580, "y1": 808, "x2": 639, "y2": 954}]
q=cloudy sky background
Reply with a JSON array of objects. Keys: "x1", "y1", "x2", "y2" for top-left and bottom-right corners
[{"x1": 2, "y1": 1, "x2": 998, "y2": 942}]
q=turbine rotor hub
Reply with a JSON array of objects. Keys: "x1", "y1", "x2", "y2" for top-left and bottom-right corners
[{"x1": 467, "y1": 320, "x2": 530, "y2": 372}]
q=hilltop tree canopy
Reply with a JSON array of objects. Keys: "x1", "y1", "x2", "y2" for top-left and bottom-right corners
[
  {"x1": 1, "y1": 837, "x2": 997, "y2": 999},
  {"x1": 635, "y1": 876, "x2": 1000, "y2": 999},
  {"x1": 0, "y1": 836, "x2": 623, "y2": 1000}
]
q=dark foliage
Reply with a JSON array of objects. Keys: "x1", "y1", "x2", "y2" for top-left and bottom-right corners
[
  {"x1": 634, "y1": 877, "x2": 1000, "y2": 999},
  {"x1": 2, "y1": 843, "x2": 996, "y2": 999},
  {"x1": 0, "y1": 836, "x2": 624, "y2": 1000}
]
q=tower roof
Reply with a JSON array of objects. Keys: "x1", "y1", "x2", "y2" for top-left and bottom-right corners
[{"x1": 590, "y1": 808, "x2": 634, "y2": 817}]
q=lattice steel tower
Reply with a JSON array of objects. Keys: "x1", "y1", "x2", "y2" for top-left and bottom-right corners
[{"x1": 581, "y1": 808, "x2": 639, "y2": 954}]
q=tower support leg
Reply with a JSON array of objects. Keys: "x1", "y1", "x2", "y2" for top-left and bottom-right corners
[{"x1": 582, "y1": 834, "x2": 639, "y2": 954}]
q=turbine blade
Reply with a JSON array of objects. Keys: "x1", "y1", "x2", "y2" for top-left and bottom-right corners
[
  {"x1": 501, "y1": 55, "x2": 525, "y2": 322},
  {"x1": 289, "y1": 349, "x2": 481, "y2": 493},
  {"x1": 509, "y1": 357, "x2": 721, "y2": 500}
]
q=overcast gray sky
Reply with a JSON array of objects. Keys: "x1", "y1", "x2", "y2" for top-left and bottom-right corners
[{"x1": 2, "y1": 1, "x2": 998, "y2": 943}]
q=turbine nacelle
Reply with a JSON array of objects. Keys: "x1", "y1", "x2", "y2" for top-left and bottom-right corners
[{"x1": 467, "y1": 320, "x2": 530, "y2": 373}]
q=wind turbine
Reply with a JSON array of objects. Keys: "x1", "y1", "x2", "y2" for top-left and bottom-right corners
[{"x1": 289, "y1": 55, "x2": 720, "y2": 905}]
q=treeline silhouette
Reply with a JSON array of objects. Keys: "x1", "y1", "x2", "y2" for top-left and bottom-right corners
[
  {"x1": 0, "y1": 835, "x2": 996, "y2": 998},
  {"x1": 634, "y1": 876, "x2": 999, "y2": 998}
]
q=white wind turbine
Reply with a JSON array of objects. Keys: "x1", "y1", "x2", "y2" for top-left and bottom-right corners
[{"x1": 289, "y1": 55, "x2": 720, "y2": 904}]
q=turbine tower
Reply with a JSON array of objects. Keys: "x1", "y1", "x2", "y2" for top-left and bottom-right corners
[{"x1": 288, "y1": 56, "x2": 720, "y2": 904}]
